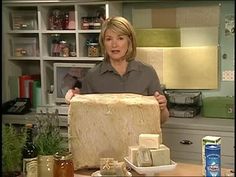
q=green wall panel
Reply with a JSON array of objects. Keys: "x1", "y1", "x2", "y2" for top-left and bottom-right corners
[{"x1": 135, "y1": 28, "x2": 181, "y2": 47}]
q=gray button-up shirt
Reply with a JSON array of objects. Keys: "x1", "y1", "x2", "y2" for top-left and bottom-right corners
[{"x1": 81, "y1": 60, "x2": 162, "y2": 96}]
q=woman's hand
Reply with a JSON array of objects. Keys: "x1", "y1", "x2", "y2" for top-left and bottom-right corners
[
  {"x1": 154, "y1": 91, "x2": 167, "y2": 110},
  {"x1": 65, "y1": 88, "x2": 80, "y2": 104},
  {"x1": 154, "y1": 91, "x2": 169, "y2": 124}
]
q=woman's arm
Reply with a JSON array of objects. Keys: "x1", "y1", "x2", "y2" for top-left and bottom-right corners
[{"x1": 154, "y1": 91, "x2": 170, "y2": 124}]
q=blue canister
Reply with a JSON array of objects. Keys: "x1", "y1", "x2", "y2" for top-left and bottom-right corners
[{"x1": 205, "y1": 144, "x2": 221, "y2": 177}]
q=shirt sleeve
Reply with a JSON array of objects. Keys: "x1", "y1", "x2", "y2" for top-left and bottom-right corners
[
  {"x1": 148, "y1": 66, "x2": 163, "y2": 95},
  {"x1": 80, "y1": 74, "x2": 92, "y2": 94}
]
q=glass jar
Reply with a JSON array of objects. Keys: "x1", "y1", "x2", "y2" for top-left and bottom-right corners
[
  {"x1": 93, "y1": 17, "x2": 102, "y2": 29},
  {"x1": 81, "y1": 17, "x2": 89, "y2": 30},
  {"x1": 59, "y1": 40, "x2": 69, "y2": 57},
  {"x1": 69, "y1": 42, "x2": 76, "y2": 57},
  {"x1": 53, "y1": 152, "x2": 74, "y2": 177},
  {"x1": 51, "y1": 34, "x2": 61, "y2": 57},
  {"x1": 87, "y1": 42, "x2": 100, "y2": 57}
]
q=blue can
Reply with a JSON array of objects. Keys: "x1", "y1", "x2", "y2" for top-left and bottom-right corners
[{"x1": 205, "y1": 144, "x2": 221, "y2": 177}]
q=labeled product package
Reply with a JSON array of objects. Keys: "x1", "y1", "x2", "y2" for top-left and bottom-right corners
[{"x1": 202, "y1": 136, "x2": 221, "y2": 176}]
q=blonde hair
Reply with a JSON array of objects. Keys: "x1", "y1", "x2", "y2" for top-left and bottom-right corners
[{"x1": 99, "y1": 16, "x2": 137, "y2": 61}]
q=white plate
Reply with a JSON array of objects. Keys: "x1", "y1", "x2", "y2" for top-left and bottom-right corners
[
  {"x1": 124, "y1": 157, "x2": 177, "y2": 176},
  {"x1": 91, "y1": 170, "x2": 132, "y2": 177}
]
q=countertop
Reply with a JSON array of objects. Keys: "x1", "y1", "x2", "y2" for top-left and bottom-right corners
[{"x1": 74, "y1": 162, "x2": 234, "y2": 177}]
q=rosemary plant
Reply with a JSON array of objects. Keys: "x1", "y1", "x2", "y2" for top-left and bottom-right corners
[
  {"x1": 2, "y1": 124, "x2": 26, "y2": 173},
  {"x1": 34, "y1": 109, "x2": 67, "y2": 155}
]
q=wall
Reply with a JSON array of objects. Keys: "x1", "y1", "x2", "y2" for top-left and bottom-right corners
[
  {"x1": 207, "y1": 1, "x2": 234, "y2": 97},
  {"x1": 123, "y1": 1, "x2": 235, "y2": 97}
]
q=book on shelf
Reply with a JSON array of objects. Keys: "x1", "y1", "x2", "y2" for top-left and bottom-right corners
[{"x1": 18, "y1": 74, "x2": 41, "y2": 107}]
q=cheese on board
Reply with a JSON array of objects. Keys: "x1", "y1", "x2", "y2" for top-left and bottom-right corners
[
  {"x1": 136, "y1": 146, "x2": 153, "y2": 167},
  {"x1": 115, "y1": 162, "x2": 129, "y2": 176},
  {"x1": 128, "y1": 146, "x2": 139, "y2": 166},
  {"x1": 150, "y1": 144, "x2": 170, "y2": 166},
  {"x1": 100, "y1": 158, "x2": 116, "y2": 175},
  {"x1": 68, "y1": 93, "x2": 162, "y2": 169},
  {"x1": 139, "y1": 134, "x2": 160, "y2": 149}
]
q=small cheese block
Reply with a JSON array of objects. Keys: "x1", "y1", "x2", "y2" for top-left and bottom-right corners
[
  {"x1": 136, "y1": 146, "x2": 152, "y2": 167},
  {"x1": 128, "y1": 146, "x2": 139, "y2": 166},
  {"x1": 115, "y1": 162, "x2": 129, "y2": 176},
  {"x1": 100, "y1": 158, "x2": 116, "y2": 175},
  {"x1": 150, "y1": 144, "x2": 170, "y2": 166},
  {"x1": 139, "y1": 134, "x2": 160, "y2": 149}
]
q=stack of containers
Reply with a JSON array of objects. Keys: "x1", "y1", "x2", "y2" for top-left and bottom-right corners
[{"x1": 165, "y1": 90, "x2": 202, "y2": 118}]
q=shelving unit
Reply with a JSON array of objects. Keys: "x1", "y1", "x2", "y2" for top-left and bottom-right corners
[{"x1": 2, "y1": 1, "x2": 123, "y2": 105}]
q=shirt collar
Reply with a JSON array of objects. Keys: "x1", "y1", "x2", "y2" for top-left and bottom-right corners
[{"x1": 99, "y1": 60, "x2": 140, "y2": 75}]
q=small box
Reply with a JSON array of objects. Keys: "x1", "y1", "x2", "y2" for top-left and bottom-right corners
[
  {"x1": 202, "y1": 136, "x2": 221, "y2": 176},
  {"x1": 202, "y1": 96, "x2": 234, "y2": 119},
  {"x1": 11, "y1": 10, "x2": 38, "y2": 30},
  {"x1": 11, "y1": 37, "x2": 37, "y2": 57}
]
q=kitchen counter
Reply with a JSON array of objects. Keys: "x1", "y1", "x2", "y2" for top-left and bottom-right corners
[{"x1": 74, "y1": 162, "x2": 234, "y2": 176}]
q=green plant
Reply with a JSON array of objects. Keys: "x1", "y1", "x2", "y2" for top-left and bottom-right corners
[
  {"x1": 2, "y1": 124, "x2": 27, "y2": 173},
  {"x1": 34, "y1": 109, "x2": 67, "y2": 155}
]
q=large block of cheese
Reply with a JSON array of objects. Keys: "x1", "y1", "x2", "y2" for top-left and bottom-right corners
[{"x1": 68, "y1": 93, "x2": 162, "y2": 169}]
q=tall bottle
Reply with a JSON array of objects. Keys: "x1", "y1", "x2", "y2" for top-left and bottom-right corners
[{"x1": 22, "y1": 124, "x2": 38, "y2": 177}]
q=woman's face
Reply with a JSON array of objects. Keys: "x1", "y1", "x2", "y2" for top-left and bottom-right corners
[{"x1": 104, "y1": 29, "x2": 129, "y2": 61}]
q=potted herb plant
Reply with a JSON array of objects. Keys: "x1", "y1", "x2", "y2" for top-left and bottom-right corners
[
  {"x1": 2, "y1": 124, "x2": 26, "y2": 177},
  {"x1": 34, "y1": 109, "x2": 67, "y2": 177}
]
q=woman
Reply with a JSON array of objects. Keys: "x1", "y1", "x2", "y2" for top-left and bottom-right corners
[{"x1": 65, "y1": 16, "x2": 169, "y2": 124}]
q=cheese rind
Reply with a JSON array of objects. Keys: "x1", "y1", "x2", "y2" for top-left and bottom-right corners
[
  {"x1": 150, "y1": 144, "x2": 170, "y2": 166},
  {"x1": 139, "y1": 134, "x2": 160, "y2": 149}
]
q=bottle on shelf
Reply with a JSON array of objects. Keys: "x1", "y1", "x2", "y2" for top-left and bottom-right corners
[{"x1": 22, "y1": 124, "x2": 38, "y2": 177}]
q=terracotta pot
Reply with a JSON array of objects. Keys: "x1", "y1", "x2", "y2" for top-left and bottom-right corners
[{"x1": 38, "y1": 155, "x2": 54, "y2": 177}]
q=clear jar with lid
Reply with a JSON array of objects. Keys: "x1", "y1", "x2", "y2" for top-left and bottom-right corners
[
  {"x1": 87, "y1": 42, "x2": 100, "y2": 57},
  {"x1": 51, "y1": 34, "x2": 61, "y2": 57},
  {"x1": 59, "y1": 40, "x2": 69, "y2": 57},
  {"x1": 53, "y1": 152, "x2": 74, "y2": 177}
]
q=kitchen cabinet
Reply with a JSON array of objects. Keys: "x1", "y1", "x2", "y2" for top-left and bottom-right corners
[
  {"x1": 2, "y1": 1, "x2": 122, "y2": 105},
  {"x1": 162, "y1": 116, "x2": 234, "y2": 169}
]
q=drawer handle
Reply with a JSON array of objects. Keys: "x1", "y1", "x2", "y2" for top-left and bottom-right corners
[{"x1": 180, "y1": 140, "x2": 193, "y2": 145}]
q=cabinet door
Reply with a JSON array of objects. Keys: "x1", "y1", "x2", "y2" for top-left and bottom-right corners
[
  {"x1": 162, "y1": 128, "x2": 234, "y2": 169},
  {"x1": 162, "y1": 128, "x2": 234, "y2": 156}
]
